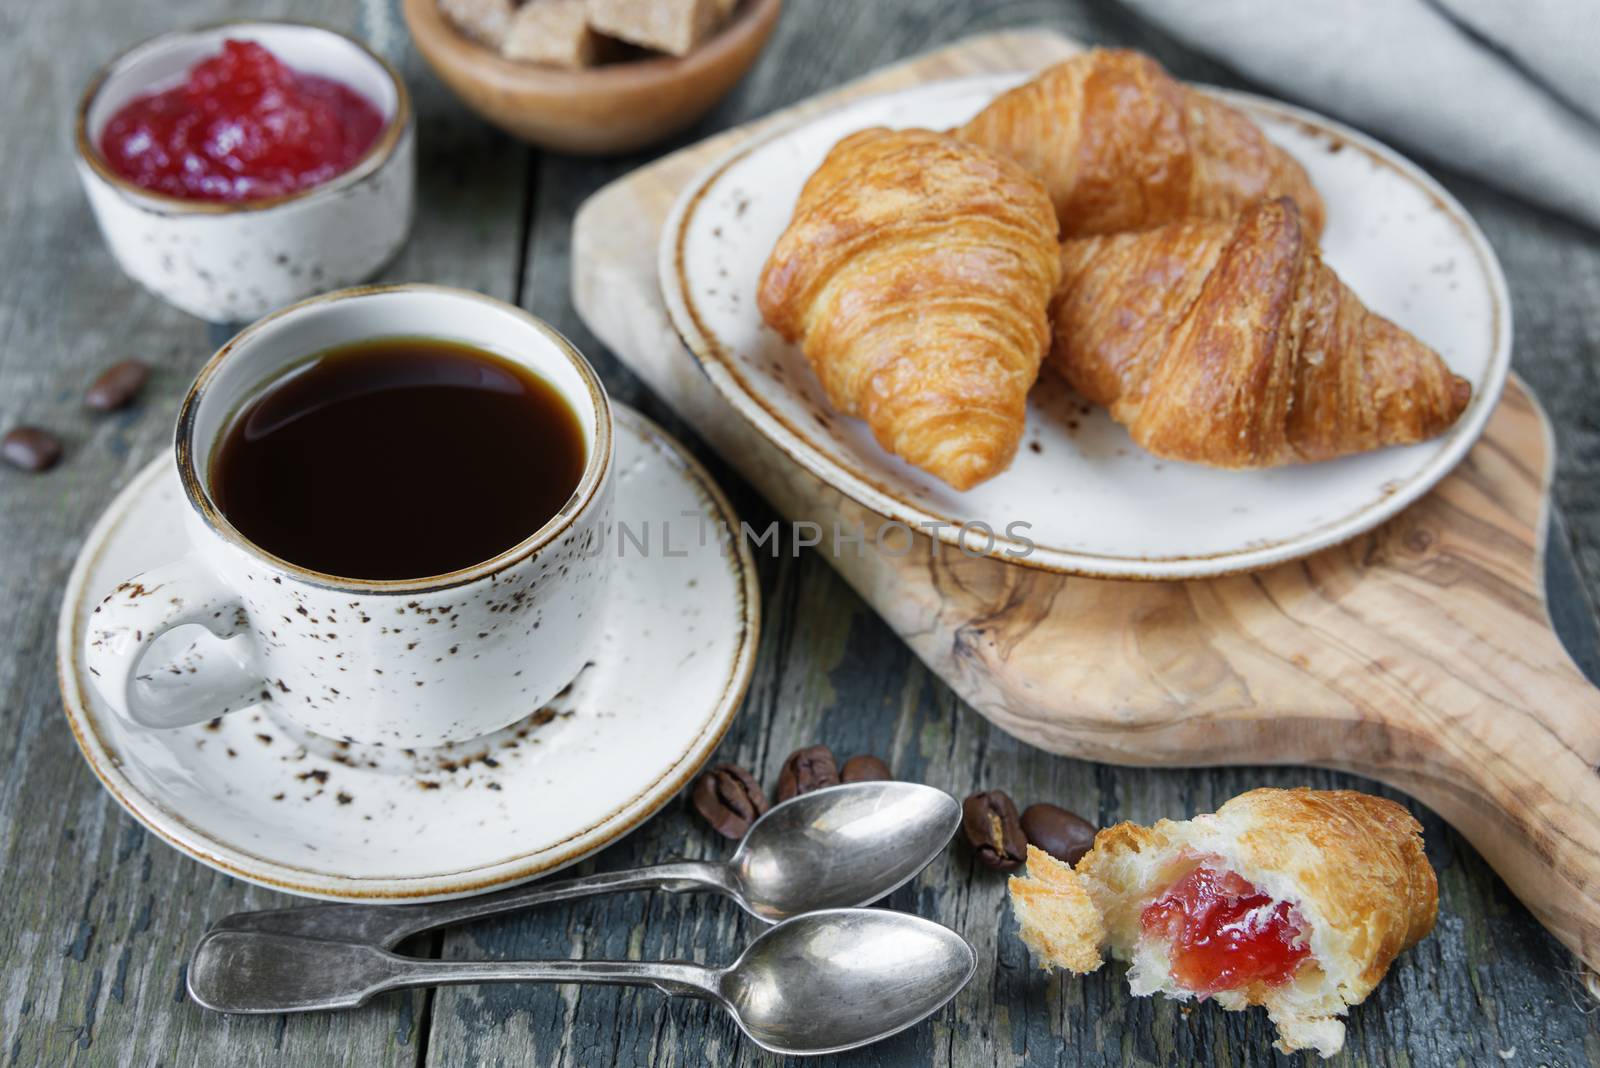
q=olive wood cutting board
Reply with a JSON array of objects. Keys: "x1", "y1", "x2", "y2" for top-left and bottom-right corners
[{"x1": 570, "y1": 30, "x2": 1600, "y2": 977}]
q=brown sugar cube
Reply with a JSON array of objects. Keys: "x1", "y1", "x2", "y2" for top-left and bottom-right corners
[
  {"x1": 585, "y1": 0, "x2": 722, "y2": 58},
  {"x1": 503, "y1": 0, "x2": 607, "y2": 68},
  {"x1": 439, "y1": 0, "x2": 516, "y2": 48}
]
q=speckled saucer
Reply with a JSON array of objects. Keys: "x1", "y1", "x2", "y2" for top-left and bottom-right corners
[{"x1": 56, "y1": 406, "x2": 759, "y2": 901}]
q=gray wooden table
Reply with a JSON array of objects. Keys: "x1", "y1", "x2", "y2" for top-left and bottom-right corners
[{"x1": 5, "y1": 1, "x2": 1600, "y2": 1065}]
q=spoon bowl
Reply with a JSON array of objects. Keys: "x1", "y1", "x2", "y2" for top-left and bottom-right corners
[
  {"x1": 720, "y1": 908, "x2": 977, "y2": 1056},
  {"x1": 730, "y1": 781, "x2": 961, "y2": 921}
]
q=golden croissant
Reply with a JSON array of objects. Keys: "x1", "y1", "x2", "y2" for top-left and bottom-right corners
[
  {"x1": 757, "y1": 127, "x2": 1061, "y2": 490},
  {"x1": 1009, "y1": 788, "x2": 1437, "y2": 1057},
  {"x1": 1049, "y1": 197, "x2": 1471, "y2": 467},
  {"x1": 957, "y1": 48, "x2": 1325, "y2": 238}
]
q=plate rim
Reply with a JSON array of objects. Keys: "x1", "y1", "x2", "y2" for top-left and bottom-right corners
[
  {"x1": 658, "y1": 71, "x2": 1514, "y2": 580},
  {"x1": 55, "y1": 404, "x2": 762, "y2": 901}
]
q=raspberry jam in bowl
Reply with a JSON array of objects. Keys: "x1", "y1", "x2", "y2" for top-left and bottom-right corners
[
  {"x1": 75, "y1": 22, "x2": 415, "y2": 322},
  {"x1": 99, "y1": 39, "x2": 386, "y2": 204}
]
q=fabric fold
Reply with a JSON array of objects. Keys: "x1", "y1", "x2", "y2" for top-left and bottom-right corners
[{"x1": 1119, "y1": 0, "x2": 1600, "y2": 230}]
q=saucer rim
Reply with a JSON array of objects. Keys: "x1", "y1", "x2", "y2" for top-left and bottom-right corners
[{"x1": 56, "y1": 404, "x2": 761, "y2": 901}]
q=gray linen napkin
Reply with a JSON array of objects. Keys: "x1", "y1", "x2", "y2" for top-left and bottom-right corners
[{"x1": 1119, "y1": 0, "x2": 1600, "y2": 230}]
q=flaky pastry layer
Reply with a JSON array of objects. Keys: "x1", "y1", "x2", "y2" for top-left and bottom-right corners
[{"x1": 1009, "y1": 788, "x2": 1437, "y2": 1057}]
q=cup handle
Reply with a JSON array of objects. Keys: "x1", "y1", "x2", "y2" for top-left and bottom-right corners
[{"x1": 85, "y1": 557, "x2": 265, "y2": 730}]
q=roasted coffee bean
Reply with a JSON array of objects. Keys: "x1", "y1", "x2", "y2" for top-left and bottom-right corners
[
  {"x1": 840, "y1": 754, "x2": 892, "y2": 783},
  {"x1": 961, "y1": 790, "x2": 1027, "y2": 871},
  {"x1": 775, "y1": 744, "x2": 839, "y2": 802},
  {"x1": 85, "y1": 359, "x2": 151, "y2": 411},
  {"x1": 691, "y1": 763, "x2": 769, "y2": 839},
  {"x1": 2, "y1": 427, "x2": 63, "y2": 473},
  {"x1": 1020, "y1": 803, "x2": 1097, "y2": 866}
]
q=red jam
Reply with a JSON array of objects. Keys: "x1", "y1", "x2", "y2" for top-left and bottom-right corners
[
  {"x1": 1140, "y1": 867, "x2": 1309, "y2": 995},
  {"x1": 99, "y1": 40, "x2": 385, "y2": 203}
]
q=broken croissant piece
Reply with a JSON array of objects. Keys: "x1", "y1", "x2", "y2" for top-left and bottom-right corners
[
  {"x1": 1050, "y1": 197, "x2": 1472, "y2": 467},
  {"x1": 1009, "y1": 788, "x2": 1437, "y2": 1058},
  {"x1": 956, "y1": 48, "x2": 1324, "y2": 238},
  {"x1": 758, "y1": 127, "x2": 1061, "y2": 490}
]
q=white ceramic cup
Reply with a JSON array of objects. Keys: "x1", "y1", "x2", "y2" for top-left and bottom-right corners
[
  {"x1": 75, "y1": 21, "x2": 415, "y2": 323},
  {"x1": 85, "y1": 284, "x2": 614, "y2": 749}
]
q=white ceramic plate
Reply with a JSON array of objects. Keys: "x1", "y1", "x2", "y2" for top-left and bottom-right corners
[
  {"x1": 660, "y1": 74, "x2": 1512, "y2": 579},
  {"x1": 56, "y1": 406, "x2": 759, "y2": 901}
]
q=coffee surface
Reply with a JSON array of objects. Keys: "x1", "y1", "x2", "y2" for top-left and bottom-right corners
[{"x1": 210, "y1": 338, "x2": 587, "y2": 581}]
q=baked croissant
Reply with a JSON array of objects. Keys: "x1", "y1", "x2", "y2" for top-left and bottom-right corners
[
  {"x1": 1050, "y1": 197, "x2": 1471, "y2": 467},
  {"x1": 757, "y1": 127, "x2": 1061, "y2": 490},
  {"x1": 1010, "y1": 788, "x2": 1437, "y2": 1058},
  {"x1": 956, "y1": 48, "x2": 1324, "y2": 238}
]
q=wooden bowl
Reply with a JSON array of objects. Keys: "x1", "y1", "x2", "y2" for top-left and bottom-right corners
[{"x1": 403, "y1": 0, "x2": 782, "y2": 155}]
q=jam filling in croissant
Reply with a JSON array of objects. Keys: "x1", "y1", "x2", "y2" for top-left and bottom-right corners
[
  {"x1": 1140, "y1": 866, "x2": 1310, "y2": 996},
  {"x1": 1007, "y1": 789, "x2": 1437, "y2": 1058}
]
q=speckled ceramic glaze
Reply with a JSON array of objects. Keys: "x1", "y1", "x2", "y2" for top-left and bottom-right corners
[
  {"x1": 59, "y1": 406, "x2": 759, "y2": 900},
  {"x1": 661, "y1": 74, "x2": 1513, "y2": 579},
  {"x1": 75, "y1": 22, "x2": 415, "y2": 323},
  {"x1": 85, "y1": 285, "x2": 613, "y2": 750}
]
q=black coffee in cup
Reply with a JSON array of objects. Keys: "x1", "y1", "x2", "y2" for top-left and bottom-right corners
[{"x1": 210, "y1": 338, "x2": 586, "y2": 581}]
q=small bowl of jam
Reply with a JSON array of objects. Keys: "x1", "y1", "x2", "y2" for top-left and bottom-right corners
[{"x1": 75, "y1": 21, "x2": 415, "y2": 323}]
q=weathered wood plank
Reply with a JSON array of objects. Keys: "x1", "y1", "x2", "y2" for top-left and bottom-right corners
[
  {"x1": 0, "y1": 0, "x2": 525, "y2": 1063},
  {"x1": 421, "y1": 3, "x2": 1600, "y2": 1068},
  {"x1": 420, "y1": 540, "x2": 1600, "y2": 1067},
  {"x1": 4, "y1": 1, "x2": 1600, "y2": 1067}
]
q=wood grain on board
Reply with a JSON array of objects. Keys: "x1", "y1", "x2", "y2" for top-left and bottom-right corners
[
  {"x1": 4, "y1": 2, "x2": 1600, "y2": 1067},
  {"x1": 570, "y1": 26, "x2": 1600, "y2": 986}
]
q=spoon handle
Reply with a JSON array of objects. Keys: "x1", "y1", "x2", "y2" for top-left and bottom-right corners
[
  {"x1": 186, "y1": 930, "x2": 727, "y2": 1014},
  {"x1": 376, "y1": 955, "x2": 722, "y2": 1001},
  {"x1": 212, "y1": 860, "x2": 729, "y2": 947}
]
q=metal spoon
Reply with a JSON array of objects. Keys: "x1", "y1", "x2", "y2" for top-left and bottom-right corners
[
  {"x1": 210, "y1": 781, "x2": 959, "y2": 946},
  {"x1": 188, "y1": 908, "x2": 976, "y2": 1056}
]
